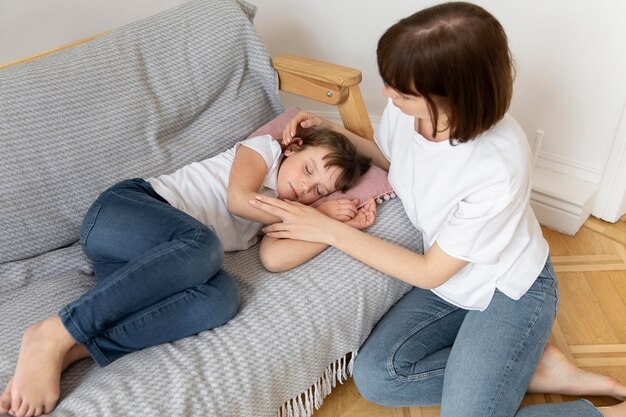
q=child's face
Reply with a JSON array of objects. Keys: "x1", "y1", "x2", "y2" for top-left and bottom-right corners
[{"x1": 276, "y1": 146, "x2": 342, "y2": 205}]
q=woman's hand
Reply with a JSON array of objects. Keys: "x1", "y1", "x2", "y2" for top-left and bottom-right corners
[
  {"x1": 315, "y1": 199, "x2": 359, "y2": 222},
  {"x1": 249, "y1": 195, "x2": 339, "y2": 245},
  {"x1": 282, "y1": 111, "x2": 331, "y2": 146}
]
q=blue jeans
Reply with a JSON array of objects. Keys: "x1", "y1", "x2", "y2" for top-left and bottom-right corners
[
  {"x1": 353, "y1": 259, "x2": 601, "y2": 417},
  {"x1": 59, "y1": 179, "x2": 240, "y2": 367}
]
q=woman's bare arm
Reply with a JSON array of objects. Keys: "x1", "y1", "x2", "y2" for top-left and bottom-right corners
[{"x1": 252, "y1": 196, "x2": 468, "y2": 288}]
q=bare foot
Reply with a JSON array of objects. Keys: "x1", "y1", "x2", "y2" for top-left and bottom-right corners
[
  {"x1": 0, "y1": 344, "x2": 89, "y2": 416},
  {"x1": 528, "y1": 344, "x2": 626, "y2": 400},
  {"x1": 62, "y1": 344, "x2": 90, "y2": 371},
  {"x1": 7, "y1": 317, "x2": 76, "y2": 417},
  {"x1": 599, "y1": 401, "x2": 626, "y2": 417},
  {"x1": 0, "y1": 377, "x2": 12, "y2": 414}
]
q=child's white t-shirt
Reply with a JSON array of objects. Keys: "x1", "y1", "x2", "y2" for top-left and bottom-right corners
[
  {"x1": 375, "y1": 99, "x2": 549, "y2": 311},
  {"x1": 148, "y1": 134, "x2": 283, "y2": 251}
]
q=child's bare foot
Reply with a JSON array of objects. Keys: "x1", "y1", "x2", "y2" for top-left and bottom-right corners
[
  {"x1": 7, "y1": 317, "x2": 76, "y2": 417},
  {"x1": 599, "y1": 401, "x2": 626, "y2": 417},
  {"x1": 0, "y1": 344, "x2": 89, "y2": 416},
  {"x1": 0, "y1": 377, "x2": 13, "y2": 414},
  {"x1": 529, "y1": 344, "x2": 626, "y2": 400}
]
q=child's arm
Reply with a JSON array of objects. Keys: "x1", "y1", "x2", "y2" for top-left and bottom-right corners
[
  {"x1": 259, "y1": 198, "x2": 377, "y2": 272},
  {"x1": 227, "y1": 146, "x2": 283, "y2": 225},
  {"x1": 259, "y1": 237, "x2": 328, "y2": 272}
]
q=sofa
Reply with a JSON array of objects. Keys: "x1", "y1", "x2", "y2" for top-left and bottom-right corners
[{"x1": 0, "y1": 0, "x2": 422, "y2": 416}]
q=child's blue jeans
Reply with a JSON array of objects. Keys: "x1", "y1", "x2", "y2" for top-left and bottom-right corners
[
  {"x1": 59, "y1": 178, "x2": 240, "y2": 367},
  {"x1": 353, "y1": 258, "x2": 602, "y2": 417}
]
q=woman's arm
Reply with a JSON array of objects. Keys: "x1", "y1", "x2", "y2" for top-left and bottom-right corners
[
  {"x1": 251, "y1": 196, "x2": 467, "y2": 288},
  {"x1": 227, "y1": 146, "x2": 283, "y2": 225}
]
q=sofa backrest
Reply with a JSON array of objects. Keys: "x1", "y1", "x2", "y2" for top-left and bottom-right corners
[{"x1": 0, "y1": 0, "x2": 283, "y2": 264}]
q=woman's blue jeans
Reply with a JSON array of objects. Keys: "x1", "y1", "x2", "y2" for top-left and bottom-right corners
[
  {"x1": 353, "y1": 259, "x2": 601, "y2": 417},
  {"x1": 58, "y1": 179, "x2": 240, "y2": 367}
]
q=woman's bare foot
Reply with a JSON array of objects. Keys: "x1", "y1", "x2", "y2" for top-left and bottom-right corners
[
  {"x1": 529, "y1": 344, "x2": 626, "y2": 400},
  {"x1": 599, "y1": 401, "x2": 626, "y2": 417},
  {"x1": 5, "y1": 316, "x2": 76, "y2": 417}
]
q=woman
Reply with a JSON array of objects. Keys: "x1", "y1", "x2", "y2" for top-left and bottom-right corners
[{"x1": 249, "y1": 2, "x2": 626, "y2": 416}]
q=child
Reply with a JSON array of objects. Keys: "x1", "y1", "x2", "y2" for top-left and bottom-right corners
[
  {"x1": 0, "y1": 129, "x2": 372, "y2": 417},
  {"x1": 250, "y1": 3, "x2": 626, "y2": 416}
]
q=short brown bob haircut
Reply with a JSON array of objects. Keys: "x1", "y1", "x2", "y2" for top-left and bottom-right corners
[
  {"x1": 377, "y1": 2, "x2": 514, "y2": 143},
  {"x1": 287, "y1": 130, "x2": 371, "y2": 192}
]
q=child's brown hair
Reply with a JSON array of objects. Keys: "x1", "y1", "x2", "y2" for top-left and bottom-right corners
[
  {"x1": 377, "y1": 2, "x2": 514, "y2": 143},
  {"x1": 289, "y1": 130, "x2": 371, "y2": 192}
]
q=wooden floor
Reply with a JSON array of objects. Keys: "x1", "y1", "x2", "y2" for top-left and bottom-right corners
[{"x1": 314, "y1": 215, "x2": 626, "y2": 417}]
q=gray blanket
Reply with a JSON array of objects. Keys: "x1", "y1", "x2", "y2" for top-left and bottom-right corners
[{"x1": 0, "y1": 1, "x2": 420, "y2": 416}]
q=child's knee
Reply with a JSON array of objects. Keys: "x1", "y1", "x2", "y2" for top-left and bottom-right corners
[
  {"x1": 213, "y1": 270, "x2": 240, "y2": 321},
  {"x1": 196, "y1": 269, "x2": 240, "y2": 327}
]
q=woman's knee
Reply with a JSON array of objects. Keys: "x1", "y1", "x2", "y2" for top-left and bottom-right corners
[{"x1": 352, "y1": 349, "x2": 396, "y2": 406}]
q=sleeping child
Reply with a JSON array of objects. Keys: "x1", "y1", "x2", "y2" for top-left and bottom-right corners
[{"x1": 0, "y1": 129, "x2": 374, "y2": 417}]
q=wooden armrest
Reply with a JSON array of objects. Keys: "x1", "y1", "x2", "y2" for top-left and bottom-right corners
[
  {"x1": 273, "y1": 55, "x2": 374, "y2": 140},
  {"x1": 273, "y1": 55, "x2": 362, "y2": 88}
]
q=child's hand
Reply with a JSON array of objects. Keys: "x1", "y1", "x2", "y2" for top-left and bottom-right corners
[
  {"x1": 315, "y1": 199, "x2": 359, "y2": 222},
  {"x1": 344, "y1": 197, "x2": 377, "y2": 230}
]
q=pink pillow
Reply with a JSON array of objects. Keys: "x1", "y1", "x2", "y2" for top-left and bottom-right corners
[
  {"x1": 247, "y1": 107, "x2": 301, "y2": 139},
  {"x1": 247, "y1": 108, "x2": 396, "y2": 208},
  {"x1": 311, "y1": 164, "x2": 395, "y2": 208}
]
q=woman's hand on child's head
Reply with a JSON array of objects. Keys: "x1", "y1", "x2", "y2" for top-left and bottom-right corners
[
  {"x1": 344, "y1": 197, "x2": 377, "y2": 230},
  {"x1": 282, "y1": 111, "x2": 327, "y2": 146},
  {"x1": 315, "y1": 199, "x2": 359, "y2": 222}
]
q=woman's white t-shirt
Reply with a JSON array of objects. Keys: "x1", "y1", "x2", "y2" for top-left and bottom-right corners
[
  {"x1": 376, "y1": 99, "x2": 549, "y2": 311},
  {"x1": 148, "y1": 134, "x2": 283, "y2": 251}
]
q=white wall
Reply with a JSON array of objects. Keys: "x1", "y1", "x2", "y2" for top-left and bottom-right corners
[
  {"x1": 0, "y1": 0, "x2": 186, "y2": 64},
  {"x1": 252, "y1": 1, "x2": 625, "y2": 183},
  {"x1": 2, "y1": 0, "x2": 625, "y2": 225}
]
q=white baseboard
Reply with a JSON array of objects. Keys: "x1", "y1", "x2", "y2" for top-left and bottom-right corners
[
  {"x1": 535, "y1": 151, "x2": 603, "y2": 185},
  {"x1": 531, "y1": 167, "x2": 598, "y2": 235},
  {"x1": 311, "y1": 109, "x2": 600, "y2": 236},
  {"x1": 531, "y1": 154, "x2": 601, "y2": 235}
]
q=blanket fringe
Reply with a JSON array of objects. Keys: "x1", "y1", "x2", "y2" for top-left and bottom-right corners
[{"x1": 277, "y1": 351, "x2": 358, "y2": 417}]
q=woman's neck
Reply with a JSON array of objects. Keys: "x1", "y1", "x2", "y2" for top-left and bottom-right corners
[{"x1": 415, "y1": 117, "x2": 450, "y2": 143}]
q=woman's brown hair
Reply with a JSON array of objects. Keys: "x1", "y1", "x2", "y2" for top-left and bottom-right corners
[{"x1": 377, "y1": 2, "x2": 514, "y2": 143}]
